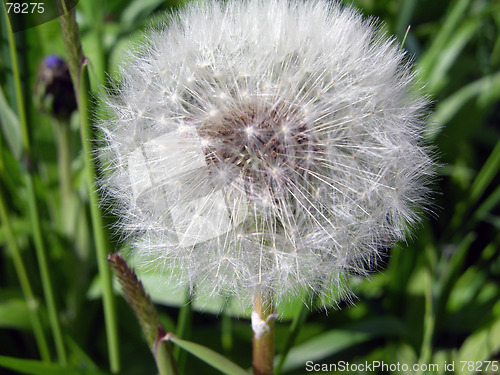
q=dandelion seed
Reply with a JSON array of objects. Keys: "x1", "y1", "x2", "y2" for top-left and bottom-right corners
[{"x1": 97, "y1": 0, "x2": 435, "y2": 311}]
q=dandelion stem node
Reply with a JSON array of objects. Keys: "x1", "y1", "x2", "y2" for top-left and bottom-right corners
[{"x1": 252, "y1": 290, "x2": 275, "y2": 375}]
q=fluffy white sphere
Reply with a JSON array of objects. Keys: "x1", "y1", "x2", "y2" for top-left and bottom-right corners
[{"x1": 98, "y1": 0, "x2": 434, "y2": 307}]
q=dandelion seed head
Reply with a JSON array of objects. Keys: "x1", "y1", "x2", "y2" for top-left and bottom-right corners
[{"x1": 97, "y1": 0, "x2": 435, "y2": 308}]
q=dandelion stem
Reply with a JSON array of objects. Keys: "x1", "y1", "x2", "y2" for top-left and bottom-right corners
[{"x1": 252, "y1": 290, "x2": 276, "y2": 375}]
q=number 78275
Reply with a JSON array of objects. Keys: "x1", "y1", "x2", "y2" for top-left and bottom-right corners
[{"x1": 6, "y1": 3, "x2": 45, "y2": 14}]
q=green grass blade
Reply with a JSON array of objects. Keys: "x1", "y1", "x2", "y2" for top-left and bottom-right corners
[
  {"x1": 166, "y1": 334, "x2": 249, "y2": 375},
  {"x1": 279, "y1": 329, "x2": 370, "y2": 372},
  {"x1": 426, "y1": 72, "x2": 500, "y2": 140},
  {"x1": 471, "y1": 185, "x2": 500, "y2": 228},
  {"x1": 0, "y1": 190, "x2": 50, "y2": 361},
  {"x1": 274, "y1": 302, "x2": 309, "y2": 375},
  {"x1": 24, "y1": 173, "x2": 67, "y2": 365},
  {"x1": 449, "y1": 136, "x2": 500, "y2": 233},
  {"x1": 278, "y1": 317, "x2": 405, "y2": 373},
  {"x1": 456, "y1": 311, "x2": 500, "y2": 375},
  {"x1": 425, "y1": 18, "x2": 478, "y2": 94},
  {"x1": 434, "y1": 233, "x2": 476, "y2": 321},
  {"x1": 395, "y1": 0, "x2": 416, "y2": 41},
  {"x1": 467, "y1": 139, "x2": 500, "y2": 206},
  {"x1": 0, "y1": 355, "x2": 109, "y2": 375},
  {"x1": 0, "y1": 295, "x2": 31, "y2": 330},
  {"x1": 1, "y1": 1, "x2": 29, "y2": 152},
  {"x1": 0, "y1": 85, "x2": 22, "y2": 159},
  {"x1": 174, "y1": 289, "x2": 193, "y2": 372},
  {"x1": 418, "y1": 264, "x2": 435, "y2": 372},
  {"x1": 2, "y1": 0, "x2": 66, "y2": 365},
  {"x1": 417, "y1": 0, "x2": 472, "y2": 80}
]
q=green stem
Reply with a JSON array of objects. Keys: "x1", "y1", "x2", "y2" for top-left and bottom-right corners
[
  {"x1": 0, "y1": 189, "x2": 50, "y2": 362},
  {"x1": 155, "y1": 336, "x2": 180, "y2": 375},
  {"x1": 3, "y1": 0, "x2": 66, "y2": 365},
  {"x1": 174, "y1": 289, "x2": 193, "y2": 373},
  {"x1": 57, "y1": 1, "x2": 120, "y2": 370},
  {"x1": 3, "y1": 1, "x2": 29, "y2": 152},
  {"x1": 418, "y1": 265, "x2": 435, "y2": 375},
  {"x1": 221, "y1": 297, "x2": 233, "y2": 356},
  {"x1": 54, "y1": 119, "x2": 74, "y2": 236},
  {"x1": 78, "y1": 62, "x2": 120, "y2": 374},
  {"x1": 275, "y1": 302, "x2": 309, "y2": 375},
  {"x1": 252, "y1": 290, "x2": 276, "y2": 375},
  {"x1": 25, "y1": 174, "x2": 68, "y2": 366}
]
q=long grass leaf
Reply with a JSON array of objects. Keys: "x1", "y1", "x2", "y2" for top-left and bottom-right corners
[
  {"x1": 0, "y1": 355, "x2": 109, "y2": 375},
  {"x1": 166, "y1": 334, "x2": 249, "y2": 375}
]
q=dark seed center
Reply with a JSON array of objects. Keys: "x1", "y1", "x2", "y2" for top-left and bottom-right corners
[{"x1": 198, "y1": 103, "x2": 320, "y2": 200}]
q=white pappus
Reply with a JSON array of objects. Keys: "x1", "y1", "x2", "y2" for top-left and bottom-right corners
[{"x1": 96, "y1": 0, "x2": 435, "y2": 309}]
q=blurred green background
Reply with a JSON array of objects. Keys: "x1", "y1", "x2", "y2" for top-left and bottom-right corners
[{"x1": 1, "y1": 0, "x2": 499, "y2": 374}]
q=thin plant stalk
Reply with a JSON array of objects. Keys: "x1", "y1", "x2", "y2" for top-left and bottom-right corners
[
  {"x1": 221, "y1": 297, "x2": 234, "y2": 356},
  {"x1": 0, "y1": 189, "x2": 50, "y2": 362},
  {"x1": 57, "y1": 1, "x2": 120, "y2": 371},
  {"x1": 78, "y1": 61, "x2": 120, "y2": 374},
  {"x1": 54, "y1": 118, "x2": 75, "y2": 236},
  {"x1": 418, "y1": 266, "x2": 435, "y2": 375},
  {"x1": 155, "y1": 337, "x2": 179, "y2": 375},
  {"x1": 3, "y1": 1, "x2": 67, "y2": 365},
  {"x1": 174, "y1": 289, "x2": 193, "y2": 373},
  {"x1": 275, "y1": 302, "x2": 310, "y2": 375},
  {"x1": 24, "y1": 173, "x2": 68, "y2": 365},
  {"x1": 252, "y1": 290, "x2": 276, "y2": 375}
]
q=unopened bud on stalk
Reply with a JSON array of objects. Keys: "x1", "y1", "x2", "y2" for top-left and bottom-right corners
[{"x1": 35, "y1": 55, "x2": 76, "y2": 121}]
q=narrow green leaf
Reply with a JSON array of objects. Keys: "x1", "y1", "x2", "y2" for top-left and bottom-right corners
[
  {"x1": 275, "y1": 302, "x2": 310, "y2": 375},
  {"x1": 426, "y1": 72, "x2": 500, "y2": 139},
  {"x1": 0, "y1": 356, "x2": 109, "y2": 375},
  {"x1": 0, "y1": 85, "x2": 22, "y2": 159},
  {"x1": 448, "y1": 137, "x2": 500, "y2": 232},
  {"x1": 121, "y1": 0, "x2": 165, "y2": 30},
  {"x1": 456, "y1": 312, "x2": 500, "y2": 374},
  {"x1": 395, "y1": 0, "x2": 417, "y2": 41},
  {"x1": 426, "y1": 18, "x2": 478, "y2": 94},
  {"x1": 0, "y1": 297, "x2": 31, "y2": 330},
  {"x1": 166, "y1": 334, "x2": 249, "y2": 375},
  {"x1": 435, "y1": 233, "x2": 476, "y2": 320},
  {"x1": 417, "y1": 0, "x2": 471, "y2": 79},
  {"x1": 278, "y1": 317, "x2": 405, "y2": 372},
  {"x1": 174, "y1": 289, "x2": 193, "y2": 373},
  {"x1": 280, "y1": 330, "x2": 370, "y2": 372},
  {"x1": 469, "y1": 185, "x2": 500, "y2": 229},
  {"x1": 468, "y1": 138, "x2": 500, "y2": 205}
]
